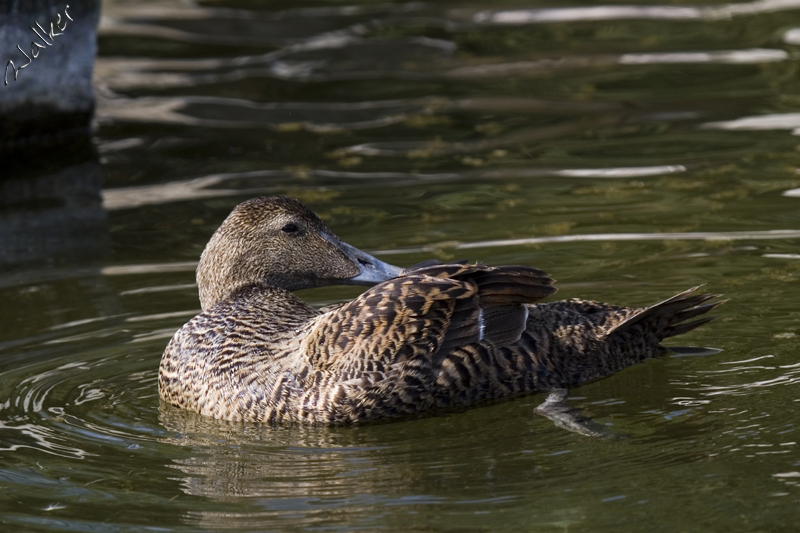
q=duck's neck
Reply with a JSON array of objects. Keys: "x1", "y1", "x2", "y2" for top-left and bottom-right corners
[
  {"x1": 198, "y1": 277, "x2": 246, "y2": 313},
  {"x1": 197, "y1": 251, "x2": 280, "y2": 312},
  {"x1": 207, "y1": 282, "x2": 319, "y2": 327},
  {"x1": 197, "y1": 259, "x2": 329, "y2": 312}
]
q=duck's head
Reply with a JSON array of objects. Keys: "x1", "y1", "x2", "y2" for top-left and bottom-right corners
[{"x1": 197, "y1": 196, "x2": 403, "y2": 311}]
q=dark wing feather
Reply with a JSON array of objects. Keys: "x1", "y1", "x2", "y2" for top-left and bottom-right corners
[
  {"x1": 471, "y1": 266, "x2": 557, "y2": 305},
  {"x1": 480, "y1": 305, "x2": 530, "y2": 347},
  {"x1": 302, "y1": 263, "x2": 557, "y2": 378}
]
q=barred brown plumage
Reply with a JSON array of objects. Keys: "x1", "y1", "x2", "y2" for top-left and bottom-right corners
[{"x1": 158, "y1": 196, "x2": 724, "y2": 432}]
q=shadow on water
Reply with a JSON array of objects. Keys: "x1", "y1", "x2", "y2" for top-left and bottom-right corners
[
  {"x1": 0, "y1": 139, "x2": 107, "y2": 270},
  {"x1": 0, "y1": 141, "x2": 129, "y2": 354}
]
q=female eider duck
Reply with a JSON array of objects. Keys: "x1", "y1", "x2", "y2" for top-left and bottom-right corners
[{"x1": 159, "y1": 196, "x2": 723, "y2": 434}]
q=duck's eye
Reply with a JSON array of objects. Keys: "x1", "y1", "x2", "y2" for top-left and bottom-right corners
[{"x1": 282, "y1": 223, "x2": 299, "y2": 234}]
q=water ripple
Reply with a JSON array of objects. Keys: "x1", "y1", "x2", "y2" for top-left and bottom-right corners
[
  {"x1": 0, "y1": 337, "x2": 162, "y2": 460},
  {"x1": 474, "y1": 0, "x2": 800, "y2": 25},
  {"x1": 377, "y1": 229, "x2": 800, "y2": 255}
]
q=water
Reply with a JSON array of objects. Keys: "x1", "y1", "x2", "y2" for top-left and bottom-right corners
[{"x1": 2, "y1": 0, "x2": 800, "y2": 530}]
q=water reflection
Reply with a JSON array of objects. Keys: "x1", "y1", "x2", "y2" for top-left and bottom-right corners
[
  {"x1": 98, "y1": 96, "x2": 425, "y2": 131},
  {"x1": 0, "y1": 141, "x2": 107, "y2": 268},
  {"x1": 377, "y1": 229, "x2": 800, "y2": 255},
  {"x1": 618, "y1": 49, "x2": 787, "y2": 65},
  {"x1": 474, "y1": 0, "x2": 800, "y2": 25},
  {"x1": 694, "y1": 354, "x2": 800, "y2": 397},
  {"x1": 158, "y1": 404, "x2": 558, "y2": 530},
  {"x1": 102, "y1": 164, "x2": 692, "y2": 210},
  {"x1": 703, "y1": 112, "x2": 800, "y2": 132},
  {"x1": 160, "y1": 408, "x2": 381, "y2": 502}
]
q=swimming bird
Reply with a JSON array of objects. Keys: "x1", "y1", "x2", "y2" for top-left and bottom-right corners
[{"x1": 159, "y1": 196, "x2": 723, "y2": 434}]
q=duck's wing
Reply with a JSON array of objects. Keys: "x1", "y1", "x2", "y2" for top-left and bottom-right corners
[{"x1": 301, "y1": 264, "x2": 556, "y2": 378}]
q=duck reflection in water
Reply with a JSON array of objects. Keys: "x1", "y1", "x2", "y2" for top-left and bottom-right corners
[{"x1": 159, "y1": 196, "x2": 724, "y2": 436}]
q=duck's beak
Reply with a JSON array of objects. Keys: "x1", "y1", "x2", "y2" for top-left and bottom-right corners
[{"x1": 322, "y1": 233, "x2": 403, "y2": 286}]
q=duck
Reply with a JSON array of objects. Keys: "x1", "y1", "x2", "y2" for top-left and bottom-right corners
[{"x1": 159, "y1": 196, "x2": 723, "y2": 434}]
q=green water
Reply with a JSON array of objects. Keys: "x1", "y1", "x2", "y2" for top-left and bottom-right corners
[{"x1": 2, "y1": 0, "x2": 800, "y2": 530}]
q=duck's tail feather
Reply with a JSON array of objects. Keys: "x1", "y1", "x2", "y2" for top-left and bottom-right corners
[
  {"x1": 664, "y1": 299, "x2": 728, "y2": 338},
  {"x1": 664, "y1": 315, "x2": 716, "y2": 338},
  {"x1": 605, "y1": 286, "x2": 725, "y2": 340}
]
